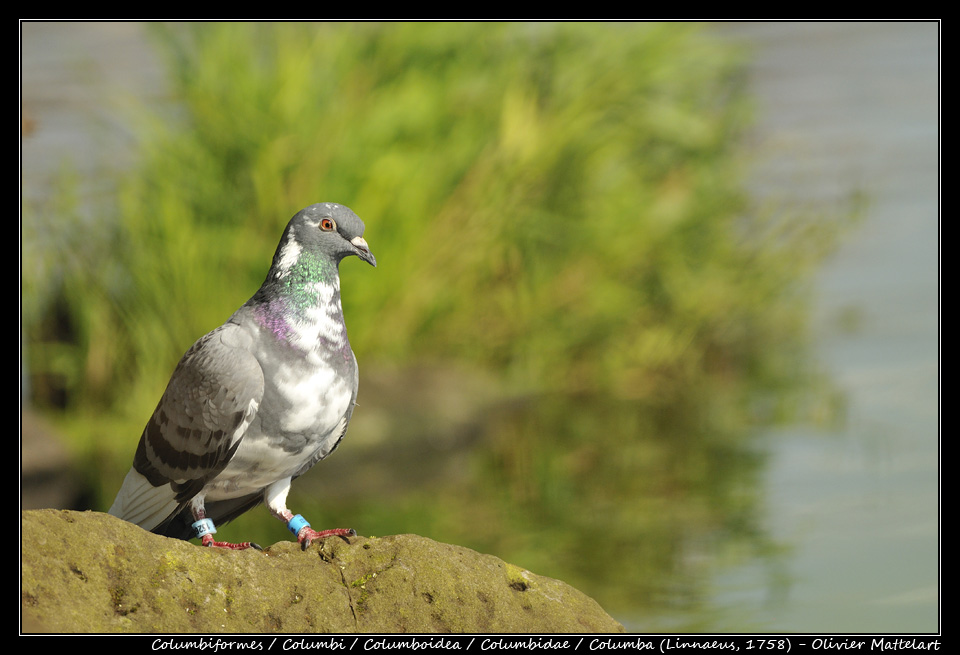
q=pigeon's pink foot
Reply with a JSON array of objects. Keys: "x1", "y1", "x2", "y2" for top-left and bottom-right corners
[
  {"x1": 296, "y1": 527, "x2": 356, "y2": 550},
  {"x1": 283, "y1": 513, "x2": 355, "y2": 550},
  {"x1": 200, "y1": 534, "x2": 262, "y2": 550}
]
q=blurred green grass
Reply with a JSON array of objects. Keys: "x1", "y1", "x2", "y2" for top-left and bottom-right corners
[{"x1": 22, "y1": 22, "x2": 858, "y2": 627}]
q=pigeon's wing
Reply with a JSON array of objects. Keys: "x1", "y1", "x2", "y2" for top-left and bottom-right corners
[{"x1": 108, "y1": 323, "x2": 264, "y2": 533}]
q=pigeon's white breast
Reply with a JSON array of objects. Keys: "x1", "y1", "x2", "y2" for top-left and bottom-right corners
[
  {"x1": 206, "y1": 412, "x2": 348, "y2": 500},
  {"x1": 291, "y1": 282, "x2": 343, "y2": 352},
  {"x1": 273, "y1": 355, "x2": 352, "y2": 432}
]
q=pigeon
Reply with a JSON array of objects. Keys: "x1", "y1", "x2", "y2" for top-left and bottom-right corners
[{"x1": 108, "y1": 202, "x2": 376, "y2": 550}]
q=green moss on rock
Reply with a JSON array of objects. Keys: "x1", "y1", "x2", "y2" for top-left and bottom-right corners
[{"x1": 21, "y1": 509, "x2": 624, "y2": 633}]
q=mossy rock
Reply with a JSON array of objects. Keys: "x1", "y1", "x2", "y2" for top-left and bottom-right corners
[{"x1": 21, "y1": 509, "x2": 624, "y2": 633}]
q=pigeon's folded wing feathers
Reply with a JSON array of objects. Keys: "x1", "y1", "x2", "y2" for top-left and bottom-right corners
[{"x1": 109, "y1": 323, "x2": 264, "y2": 532}]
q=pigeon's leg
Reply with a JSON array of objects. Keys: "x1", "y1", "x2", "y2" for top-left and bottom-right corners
[
  {"x1": 264, "y1": 478, "x2": 356, "y2": 551},
  {"x1": 190, "y1": 500, "x2": 262, "y2": 551}
]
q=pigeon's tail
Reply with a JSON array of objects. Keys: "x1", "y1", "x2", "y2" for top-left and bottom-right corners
[
  {"x1": 109, "y1": 467, "x2": 266, "y2": 541},
  {"x1": 108, "y1": 467, "x2": 181, "y2": 533}
]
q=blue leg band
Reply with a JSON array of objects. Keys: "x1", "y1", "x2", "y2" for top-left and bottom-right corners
[
  {"x1": 192, "y1": 518, "x2": 217, "y2": 539},
  {"x1": 287, "y1": 514, "x2": 311, "y2": 536}
]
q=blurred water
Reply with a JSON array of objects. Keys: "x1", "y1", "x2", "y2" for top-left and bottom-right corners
[
  {"x1": 21, "y1": 22, "x2": 165, "y2": 205},
  {"x1": 20, "y1": 21, "x2": 939, "y2": 633},
  {"x1": 697, "y1": 21, "x2": 940, "y2": 633}
]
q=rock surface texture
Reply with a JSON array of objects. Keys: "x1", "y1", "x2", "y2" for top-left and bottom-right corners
[{"x1": 21, "y1": 509, "x2": 624, "y2": 633}]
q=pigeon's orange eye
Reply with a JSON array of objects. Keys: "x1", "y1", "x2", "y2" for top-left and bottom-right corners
[{"x1": 320, "y1": 218, "x2": 336, "y2": 231}]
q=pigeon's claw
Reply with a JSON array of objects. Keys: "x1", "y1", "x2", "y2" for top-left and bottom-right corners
[
  {"x1": 200, "y1": 534, "x2": 263, "y2": 550},
  {"x1": 283, "y1": 512, "x2": 355, "y2": 550},
  {"x1": 297, "y1": 527, "x2": 356, "y2": 550}
]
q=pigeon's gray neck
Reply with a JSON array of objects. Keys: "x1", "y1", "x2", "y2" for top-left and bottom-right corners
[{"x1": 252, "y1": 250, "x2": 347, "y2": 352}]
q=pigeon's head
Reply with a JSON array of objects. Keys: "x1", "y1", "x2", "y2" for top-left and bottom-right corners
[{"x1": 276, "y1": 203, "x2": 376, "y2": 271}]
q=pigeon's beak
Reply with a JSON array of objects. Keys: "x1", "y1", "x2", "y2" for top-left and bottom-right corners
[{"x1": 351, "y1": 236, "x2": 377, "y2": 268}]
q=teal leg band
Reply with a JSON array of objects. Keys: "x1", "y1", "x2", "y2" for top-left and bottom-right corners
[
  {"x1": 192, "y1": 518, "x2": 217, "y2": 539},
  {"x1": 287, "y1": 514, "x2": 311, "y2": 536}
]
